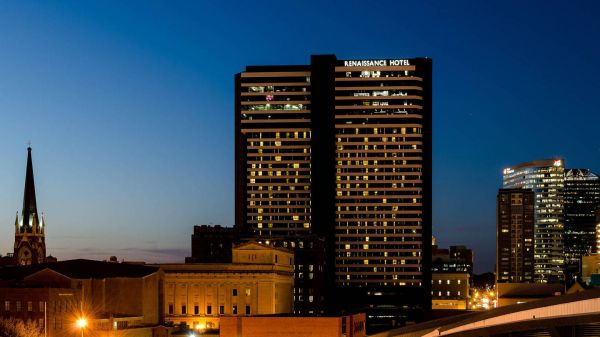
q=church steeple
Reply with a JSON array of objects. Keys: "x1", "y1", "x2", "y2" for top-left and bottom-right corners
[
  {"x1": 22, "y1": 146, "x2": 39, "y2": 231},
  {"x1": 14, "y1": 146, "x2": 46, "y2": 265}
]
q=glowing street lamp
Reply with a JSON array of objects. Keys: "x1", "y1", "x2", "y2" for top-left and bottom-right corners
[{"x1": 76, "y1": 318, "x2": 87, "y2": 337}]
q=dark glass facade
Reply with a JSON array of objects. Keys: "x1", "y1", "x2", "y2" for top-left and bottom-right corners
[
  {"x1": 496, "y1": 188, "x2": 535, "y2": 283},
  {"x1": 564, "y1": 169, "x2": 600, "y2": 280}
]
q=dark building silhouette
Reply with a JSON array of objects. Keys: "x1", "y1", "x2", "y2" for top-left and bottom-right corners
[
  {"x1": 496, "y1": 188, "x2": 535, "y2": 283},
  {"x1": 186, "y1": 225, "x2": 236, "y2": 263},
  {"x1": 13, "y1": 147, "x2": 46, "y2": 266},
  {"x1": 564, "y1": 169, "x2": 600, "y2": 280},
  {"x1": 597, "y1": 208, "x2": 600, "y2": 253},
  {"x1": 235, "y1": 55, "x2": 432, "y2": 330},
  {"x1": 432, "y1": 244, "x2": 473, "y2": 274}
]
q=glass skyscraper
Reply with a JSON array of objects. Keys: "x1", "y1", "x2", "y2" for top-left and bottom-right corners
[{"x1": 502, "y1": 159, "x2": 565, "y2": 283}]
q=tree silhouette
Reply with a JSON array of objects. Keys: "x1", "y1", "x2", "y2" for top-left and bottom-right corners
[{"x1": 0, "y1": 319, "x2": 43, "y2": 337}]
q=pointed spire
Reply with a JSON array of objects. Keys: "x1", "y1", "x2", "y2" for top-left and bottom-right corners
[
  {"x1": 14, "y1": 212, "x2": 19, "y2": 233},
  {"x1": 22, "y1": 146, "x2": 39, "y2": 230}
]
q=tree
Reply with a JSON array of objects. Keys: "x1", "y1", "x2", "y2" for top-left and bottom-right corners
[{"x1": 0, "y1": 318, "x2": 43, "y2": 337}]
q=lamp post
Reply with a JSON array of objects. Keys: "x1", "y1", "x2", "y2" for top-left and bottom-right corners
[{"x1": 76, "y1": 318, "x2": 87, "y2": 337}]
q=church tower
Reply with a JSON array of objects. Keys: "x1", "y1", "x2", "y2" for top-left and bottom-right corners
[{"x1": 14, "y1": 146, "x2": 46, "y2": 265}]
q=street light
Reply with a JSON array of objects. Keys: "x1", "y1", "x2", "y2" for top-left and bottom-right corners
[{"x1": 76, "y1": 318, "x2": 87, "y2": 337}]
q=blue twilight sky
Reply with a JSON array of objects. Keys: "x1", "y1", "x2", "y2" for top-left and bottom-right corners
[{"x1": 1, "y1": 1, "x2": 599, "y2": 273}]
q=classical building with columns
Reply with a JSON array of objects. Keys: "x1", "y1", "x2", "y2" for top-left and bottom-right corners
[{"x1": 157, "y1": 242, "x2": 294, "y2": 332}]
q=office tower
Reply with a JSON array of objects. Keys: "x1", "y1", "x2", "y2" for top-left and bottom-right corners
[
  {"x1": 13, "y1": 147, "x2": 46, "y2": 265},
  {"x1": 496, "y1": 188, "x2": 535, "y2": 283},
  {"x1": 564, "y1": 169, "x2": 600, "y2": 279},
  {"x1": 502, "y1": 159, "x2": 565, "y2": 283},
  {"x1": 235, "y1": 55, "x2": 432, "y2": 327}
]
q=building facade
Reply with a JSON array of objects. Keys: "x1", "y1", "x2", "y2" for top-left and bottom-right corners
[
  {"x1": 502, "y1": 159, "x2": 565, "y2": 283},
  {"x1": 13, "y1": 147, "x2": 46, "y2": 266},
  {"x1": 0, "y1": 259, "x2": 164, "y2": 337},
  {"x1": 254, "y1": 235, "x2": 326, "y2": 315},
  {"x1": 496, "y1": 188, "x2": 535, "y2": 283},
  {"x1": 564, "y1": 169, "x2": 600, "y2": 279},
  {"x1": 431, "y1": 273, "x2": 470, "y2": 310},
  {"x1": 431, "y1": 244, "x2": 471, "y2": 310},
  {"x1": 235, "y1": 55, "x2": 432, "y2": 327},
  {"x1": 159, "y1": 242, "x2": 294, "y2": 333},
  {"x1": 219, "y1": 313, "x2": 366, "y2": 337},
  {"x1": 581, "y1": 254, "x2": 600, "y2": 285}
]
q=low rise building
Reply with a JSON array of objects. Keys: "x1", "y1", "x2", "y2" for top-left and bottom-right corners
[
  {"x1": 431, "y1": 243, "x2": 472, "y2": 310},
  {"x1": 158, "y1": 242, "x2": 294, "y2": 334},
  {"x1": 219, "y1": 313, "x2": 366, "y2": 337},
  {"x1": 0, "y1": 259, "x2": 164, "y2": 337},
  {"x1": 496, "y1": 282, "x2": 563, "y2": 307},
  {"x1": 431, "y1": 273, "x2": 470, "y2": 310},
  {"x1": 582, "y1": 254, "x2": 600, "y2": 285}
]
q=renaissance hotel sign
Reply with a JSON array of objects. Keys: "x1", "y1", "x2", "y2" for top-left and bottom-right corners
[{"x1": 343, "y1": 59, "x2": 410, "y2": 67}]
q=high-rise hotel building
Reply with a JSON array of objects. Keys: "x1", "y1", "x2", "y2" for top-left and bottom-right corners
[
  {"x1": 235, "y1": 55, "x2": 432, "y2": 322},
  {"x1": 503, "y1": 159, "x2": 565, "y2": 283}
]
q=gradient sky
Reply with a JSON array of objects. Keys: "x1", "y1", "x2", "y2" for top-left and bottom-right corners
[{"x1": 1, "y1": 1, "x2": 599, "y2": 273}]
